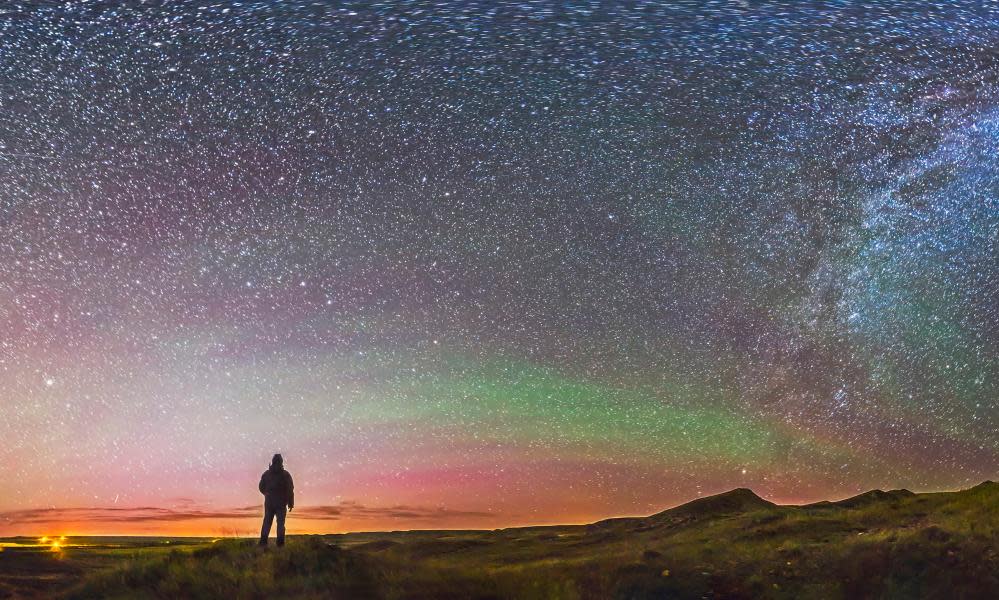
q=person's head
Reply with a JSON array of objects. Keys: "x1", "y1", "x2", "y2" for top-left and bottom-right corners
[{"x1": 270, "y1": 453, "x2": 283, "y2": 469}]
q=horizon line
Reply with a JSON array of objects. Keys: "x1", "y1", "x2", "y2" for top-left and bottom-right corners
[{"x1": 3, "y1": 480, "x2": 993, "y2": 538}]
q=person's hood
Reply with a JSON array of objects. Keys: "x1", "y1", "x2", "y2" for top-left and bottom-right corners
[{"x1": 269, "y1": 453, "x2": 284, "y2": 471}]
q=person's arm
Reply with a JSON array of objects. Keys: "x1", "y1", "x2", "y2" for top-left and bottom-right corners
[
  {"x1": 258, "y1": 472, "x2": 267, "y2": 495},
  {"x1": 286, "y1": 472, "x2": 294, "y2": 510}
]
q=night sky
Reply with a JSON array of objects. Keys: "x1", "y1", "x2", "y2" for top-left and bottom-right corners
[{"x1": 1, "y1": 1, "x2": 997, "y2": 536}]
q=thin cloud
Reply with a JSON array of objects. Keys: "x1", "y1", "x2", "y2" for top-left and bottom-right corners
[
  {"x1": 293, "y1": 504, "x2": 494, "y2": 521},
  {"x1": 0, "y1": 506, "x2": 258, "y2": 524},
  {"x1": 0, "y1": 503, "x2": 494, "y2": 526}
]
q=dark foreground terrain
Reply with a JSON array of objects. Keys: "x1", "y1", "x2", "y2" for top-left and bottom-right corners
[{"x1": 2, "y1": 482, "x2": 997, "y2": 599}]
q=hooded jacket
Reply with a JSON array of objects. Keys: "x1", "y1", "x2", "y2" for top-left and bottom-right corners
[{"x1": 259, "y1": 460, "x2": 294, "y2": 508}]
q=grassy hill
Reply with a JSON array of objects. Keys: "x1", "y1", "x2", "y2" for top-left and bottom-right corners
[{"x1": 6, "y1": 482, "x2": 997, "y2": 599}]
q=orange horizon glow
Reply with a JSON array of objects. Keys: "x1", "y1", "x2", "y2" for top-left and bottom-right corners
[
  {"x1": 2, "y1": 514, "x2": 601, "y2": 538},
  {"x1": 5, "y1": 485, "x2": 981, "y2": 538}
]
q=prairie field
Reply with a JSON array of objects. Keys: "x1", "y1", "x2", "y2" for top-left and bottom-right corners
[{"x1": 2, "y1": 482, "x2": 997, "y2": 599}]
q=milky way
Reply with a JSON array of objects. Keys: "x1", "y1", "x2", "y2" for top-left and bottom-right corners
[{"x1": 1, "y1": 1, "x2": 996, "y2": 535}]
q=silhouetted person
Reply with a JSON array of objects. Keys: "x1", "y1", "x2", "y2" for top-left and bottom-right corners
[{"x1": 258, "y1": 453, "x2": 294, "y2": 547}]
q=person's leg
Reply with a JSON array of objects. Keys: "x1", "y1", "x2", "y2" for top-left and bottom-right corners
[
  {"x1": 275, "y1": 505, "x2": 287, "y2": 547},
  {"x1": 259, "y1": 504, "x2": 274, "y2": 545}
]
